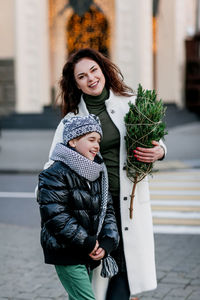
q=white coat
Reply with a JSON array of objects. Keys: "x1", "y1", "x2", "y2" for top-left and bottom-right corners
[{"x1": 45, "y1": 90, "x2": 167, "y2": 299}]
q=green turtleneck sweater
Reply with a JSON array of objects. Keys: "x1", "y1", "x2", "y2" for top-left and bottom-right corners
[{"x1": 83, "y1": 88, "x2": 120, "y2": 197}]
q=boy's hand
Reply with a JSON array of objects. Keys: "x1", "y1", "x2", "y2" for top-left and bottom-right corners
[
  {"x1": 90, "y1": 247, "x2": 105, "y2": 261},
  {"x1": 89, "y1": 241, "x2": 105, "y2": 260},
  {"x1": 89, "y1": 240, "x2": 99, "y2": 256}
]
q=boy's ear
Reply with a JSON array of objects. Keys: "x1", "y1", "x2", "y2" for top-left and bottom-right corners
[{"x1": 69, "y1": 139, "x2": 76, "y2": 147}]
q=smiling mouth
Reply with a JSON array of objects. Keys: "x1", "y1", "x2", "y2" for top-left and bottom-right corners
[
  {"x1": 90, "y1": 150, "x2": 97, "y2": 156},
  {"x1": 89, "y1": 81, "x2": 98, "y2": 88}
]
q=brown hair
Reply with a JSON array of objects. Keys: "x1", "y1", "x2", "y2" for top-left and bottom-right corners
[{"x1": 58, "y1": 48, "x2": 134, "y2": 116}]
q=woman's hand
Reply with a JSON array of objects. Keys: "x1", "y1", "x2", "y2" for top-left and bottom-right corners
[
  {"x1": 89, "y1": 241, "x2": 105, "y2": 261},
  {"x1": 133, "y1": 140, "x2": 165, "y2": 163}
]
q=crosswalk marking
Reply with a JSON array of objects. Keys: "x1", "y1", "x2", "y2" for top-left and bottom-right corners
[
  {"x1": 152, "y1": 205, "x2": 200, "y2": 212},
  {"x1": 150, "y1": 186, "x2": 200, "y2": 191},
  {"x1": 153, "y1": 225, "x2": 200, "y2": 234},
  {"x1": 152, "y1": 199, "x2": 200, "y2": 206},
  {"x1": 151, "y1": 194, "x2": 200, "y2": 200},
  {"x1": 0, "y1": 192, "x2": 35, "y2": 198},
  {"x1": 151, "y1": 190, "x2": 200, "y2": 195},
  {"x1": 149, "y1": 169, "x2": 200, "y2": 234},
  {"x1": 152, "y1": 211, "x2": 200, "y2": 219},
  {"x1": 153, "y1": 218, "x2": 200, "y2": 226}
]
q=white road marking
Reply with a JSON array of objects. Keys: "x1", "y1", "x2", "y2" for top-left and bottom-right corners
[
  {"x1": 150, "y1": 169, "x2": 200, "y2": 234},
  {"x1": 0, "y1": 192, "x2": 35, "y2": 198}
]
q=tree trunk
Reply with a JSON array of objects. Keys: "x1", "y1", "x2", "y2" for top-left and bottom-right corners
[{"x1": 130, "y1": 174, "x2": 138, "y2": 219}]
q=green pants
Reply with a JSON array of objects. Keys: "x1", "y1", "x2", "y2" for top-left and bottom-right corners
[{"x1": 55, "y1": 264, "x2": 96, "y2": 300}]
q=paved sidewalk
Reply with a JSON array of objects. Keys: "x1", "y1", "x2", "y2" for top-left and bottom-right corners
[
  {"x1": 139, "y1": 234, "x2": 200, "y2": 300},
  {"x1": 0, "y1": 223, "x2": 200, "y2": 300}
]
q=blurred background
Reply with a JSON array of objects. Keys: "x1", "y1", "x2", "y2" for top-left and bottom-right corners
[
  {"x1": 0, "y1": 0, "x2": 200, "y2": 117},
  {"x1": 0, "y1": 1, "x2": 200, "y2": 299}
]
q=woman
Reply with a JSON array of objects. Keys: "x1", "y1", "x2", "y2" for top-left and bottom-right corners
[{"x1": 45, "y1": 48, "x2": 166, "y2": 300}]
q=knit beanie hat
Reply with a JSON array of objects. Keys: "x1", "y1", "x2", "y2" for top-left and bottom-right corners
[{"x1": 63, "y1": 114, "x2": 103, "y2": 145}]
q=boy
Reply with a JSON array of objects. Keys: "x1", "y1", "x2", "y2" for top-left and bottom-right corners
[{"x1": 37, "y1": 114, "x2": 119, "y2": 300}]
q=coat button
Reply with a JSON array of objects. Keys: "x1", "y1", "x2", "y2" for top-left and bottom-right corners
[
  {"x1": 124, "y1": 227, "x2": 128, "y2": 231},
  {"x1": 110, "y1": 109, "x2": 115, "y2": 114},
  {"x1": 123, "y1": 197, "x2": 127, "y2": 200}
]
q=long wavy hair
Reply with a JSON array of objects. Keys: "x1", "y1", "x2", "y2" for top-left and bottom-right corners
[{"x1": 58, "y1": 48, "x2": 134, "y2": 116}]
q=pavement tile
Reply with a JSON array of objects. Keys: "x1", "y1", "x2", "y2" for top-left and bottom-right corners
[
  {"x1": 142, "y1": 283, "x2": 172, "y2": 299},
  {"x1": 160, "y1": 272, "x2": 191, "y2": 285},
  {"x1": 0, "y1": 286, "x2": 16, "y2": 298},
  {"x1": 139, "y1": 297, "x2": 158, "y2": 300},
  {"x1": 163, "y1": 297, "x2": 183, "y2": 300},
  {"x1": 190, "y1": 278, "x2": 200, "y2": 286},
  {"x1": 188, "y1": 290, "x2": 200, "y2": 300},
  {"x1": 156, "y1": 270, "x2": 167, "y2": 281},
  {"x1": 35, "y1": 286, "x2": 65, "y2": 298},
  {"x1": 174, "y1": 262, "x2": 199, "y2": 274},
  {"x1": 167, "y1": 286, "x2": 194, "y2": 298},
  {"x1": 14, "y1": 293, "x2": 36, "y2": 300}
]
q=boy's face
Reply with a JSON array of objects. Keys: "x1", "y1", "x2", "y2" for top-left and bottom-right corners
[{"x1": 69, "y1": 132, "x2": 101, "y2": 161}]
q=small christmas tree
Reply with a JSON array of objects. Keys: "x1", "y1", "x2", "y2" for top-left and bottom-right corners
[{"x1": 124, "y1": 84, "x2": 168, "y2": 218}]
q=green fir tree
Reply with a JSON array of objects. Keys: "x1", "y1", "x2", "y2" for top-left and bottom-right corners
[{"x1": 124, "y1": 83, "x2": 168, "y2": 218}]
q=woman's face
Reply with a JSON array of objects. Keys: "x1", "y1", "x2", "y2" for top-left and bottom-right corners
[{"x1": 74, "y1": 58, "x2": 106, "y2": 96}]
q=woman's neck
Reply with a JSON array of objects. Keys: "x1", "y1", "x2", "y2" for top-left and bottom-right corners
[{"x1": 83, "y1": 87, "x2": 109, "y2": 107}]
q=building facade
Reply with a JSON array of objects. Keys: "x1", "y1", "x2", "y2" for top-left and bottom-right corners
[{"x1": 0, "y1": 0, "x2": 198, "y2": 115}]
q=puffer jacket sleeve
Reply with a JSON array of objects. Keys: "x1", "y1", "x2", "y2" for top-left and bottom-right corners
[
  {"x1": 37, "y1": 167, "x2": 97, "y2": 254},
  {"x1": 98, "y1": 193, "x2": 119, "y2": 255}
]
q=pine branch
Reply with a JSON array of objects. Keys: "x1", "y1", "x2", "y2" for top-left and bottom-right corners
[{"x1": 124, "y1": 83, "x2": 168, "y2": 219}]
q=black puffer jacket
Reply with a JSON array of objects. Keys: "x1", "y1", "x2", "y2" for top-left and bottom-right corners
[{"x1": 37, "y1": 161, "x2": 119, "y2": 267}]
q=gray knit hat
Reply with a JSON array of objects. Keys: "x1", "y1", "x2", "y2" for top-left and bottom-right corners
[{"x1": 63, "y1": 114, "x2": 103, "y2": 144}]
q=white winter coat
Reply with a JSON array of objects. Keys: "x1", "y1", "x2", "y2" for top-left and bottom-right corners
[{"x1": 45, "y1": 90, "x2": 167, "y2": 299}]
